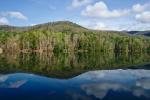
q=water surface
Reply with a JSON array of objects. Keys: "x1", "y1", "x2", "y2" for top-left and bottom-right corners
[
  {"x1": 0, "y1": 52, "x2": 150, "y2": 100},
  {"x1": 0, "y1": 69, "x2": 150, "y2": 100}
]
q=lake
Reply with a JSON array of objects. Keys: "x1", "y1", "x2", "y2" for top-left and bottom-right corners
[{"x1": 0, "y1": 52, "x2": 150, "y2": 100}]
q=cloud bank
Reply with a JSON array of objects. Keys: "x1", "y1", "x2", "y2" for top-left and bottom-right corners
[
  {"x1": 82, "y1": 1, "x2": 130, "y2": 18},
  {"x1": 0, "y1": 11, "x2": 28, "y2": 25}
]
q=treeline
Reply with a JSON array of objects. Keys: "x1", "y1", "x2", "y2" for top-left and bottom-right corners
[{"x1": 0, "y1": 30, "x2": 150, "y2": 53}]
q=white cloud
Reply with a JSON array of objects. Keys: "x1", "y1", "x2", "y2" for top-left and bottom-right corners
[
  {"x1": 6, "y1": 11, "x2": 28, "y2": 20},
  {"x1": 133, "y1": 2, "x2": 150, "y2": 23},
  {"x1": 0, "y1": 11, "x2": 27, "y2": 25},
  {"x1": 9, "y1": 80, "x2": 27, "y2": 88},
  {"x1": 79, "y1": 18, "x2": 150, "y2": 31},
  {"x1": 0, "y1": 75, "x2": 8, "y2": 82},
  {"x1": 79, "y1": 1, "x2": 150, "y2": 30},
  {"x1": 136, "y1": 11, "x2": 150, "y2": 23},
  {"x1": 136, "y1": 78, "x2": 150, "y2": 90},
  {"x1": 84, "y1": 22, "x2": 108, "y2": 30},
  {"x1": 81, "y1": 1, "x2": 130, "y2": 18},
  {"x1": 30, "y1": 24, "x2": 37, "y2": 26},
  {"x1": 70, "y1": 0, "x2": 92, "y2": 9},
  {"x1": 89, "y1": 22, "x2": 106, "y2": 30},
  {"x1": 78, "y1": 69, "x2": 150, "y2": 81},
  {"x1": 80, "y1": 69, "x2": 150, "y2": 99},
  {"x1": 0, "y1": 17, "x2": 9, "y2": 25},
  {"x1": 133, "y1": 3, "x2": 150, "y2": 13},
  {"x1": 81, "y1": 83, "x2": 130, "y2": 99},
  {"x1": 82, "y1": 82, "x2": 150, "y2": 99}
]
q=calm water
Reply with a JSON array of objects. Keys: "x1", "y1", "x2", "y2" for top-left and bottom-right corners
[
  {"x1": 0, "y1": 52, "x2": 150, "y2": 100},
  {"x1": 0, "y1": 70, "x2": 150, "y2": 100}
]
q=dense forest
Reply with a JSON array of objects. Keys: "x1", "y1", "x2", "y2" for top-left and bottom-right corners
[{"x1": 0, "y1": 21, "x2": 150, "y2": 54}]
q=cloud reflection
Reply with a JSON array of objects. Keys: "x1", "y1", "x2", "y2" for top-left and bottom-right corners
[
  {"x1": 0, "y1": 75, "x2": 8, "y2": 82},
  {"x1": 81, "y1": 82, "x2": 130, "y2": 99},
  {"x1": 8, "y1": 80, "x2": 27, "y2": 88},
  {"x1": 136, "y1": 78, "x2": 150, "y2": 90},
  {"x1": 0, "y1": 74, "x2": 27, "y2": 88},
  {"x1": 80, "y1": 69, "x2": 150, "y2": 99}
]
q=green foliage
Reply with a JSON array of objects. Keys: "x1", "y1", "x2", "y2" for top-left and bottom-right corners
[{"x1": 0, "y1": 22, "x2": 150, "y2": 53}]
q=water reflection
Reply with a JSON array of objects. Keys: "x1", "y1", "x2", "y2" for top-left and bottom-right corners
[
  {"x1": 0, "y1": 70, "x2": 150, "y2": 100},
  {"x1": 0, "y1": 52, "x2": 150, "y2": 78},
  {"x1": 0, "y1": 52, "x2": 150, "y2": 99},
  {"x1": 80, "y1": 70, "x2": 150, "y2": 99}
]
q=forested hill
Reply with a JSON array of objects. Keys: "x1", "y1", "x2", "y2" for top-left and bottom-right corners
[
  {"x1": 0, "y1": 21, "x2": 150, "y2": 54},
  {"x1": 0, "y1": 21, "x2": 88, "y2": 33},
  {"x1": 0, "y1": 21, "x2": 126, "y2": 35}
]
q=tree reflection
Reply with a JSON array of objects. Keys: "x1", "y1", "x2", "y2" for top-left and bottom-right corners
[{"x1": 0, "y1": 52, "x2": 150, "y2": 78}]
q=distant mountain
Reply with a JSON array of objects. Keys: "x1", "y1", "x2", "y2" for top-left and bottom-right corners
[{"x1": 125, "y1": 31, "x2": 150, "y2": 36}]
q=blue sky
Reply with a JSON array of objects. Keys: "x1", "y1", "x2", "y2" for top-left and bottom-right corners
[{"x1": 0, "y1": 0, "x2": 150, "y2": 31}]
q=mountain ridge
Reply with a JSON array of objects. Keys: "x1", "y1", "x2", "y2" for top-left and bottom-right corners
[
  {"x1": 0, "y1": 21, "x2": 88, "y2": 33},
  {"x1": 125, "y1": 31, "x2": 150, "y2": 36},
  {"x1": 0, "y1": 21, "x2": 150, "y2": 36}
]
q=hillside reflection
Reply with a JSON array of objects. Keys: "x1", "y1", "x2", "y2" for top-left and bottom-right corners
[{"x1": 0, "y1": 52, "x2": 150, "y2": 78}]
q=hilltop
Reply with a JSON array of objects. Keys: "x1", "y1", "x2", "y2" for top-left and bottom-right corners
[
  {"x1": 0, "y1": 21, "x2": 150, "y2": 54},
  {"x1": 0, "y1": 21, "x2": 88, "y2": 33},
  {"x1": 0, "y1": 21, "x2": 127, "y2": 36},
  {"x1": 1, "y1": 21, "x2": 150, "y2": 37}
]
